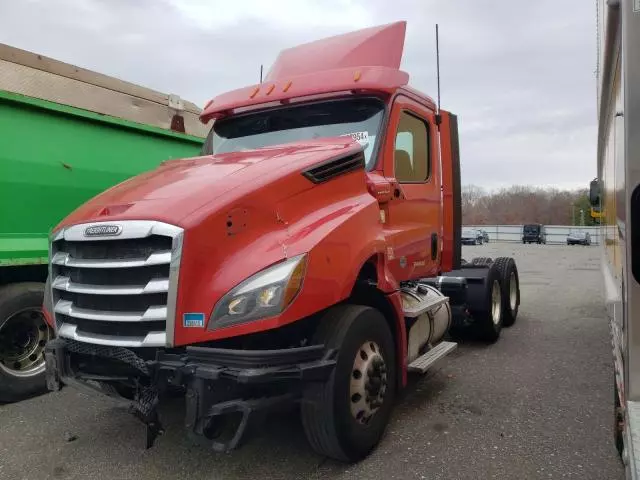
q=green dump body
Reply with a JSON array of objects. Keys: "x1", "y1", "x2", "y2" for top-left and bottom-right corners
[{"x1": 0, "y1": 90, "x2": 205, "y2": 267}]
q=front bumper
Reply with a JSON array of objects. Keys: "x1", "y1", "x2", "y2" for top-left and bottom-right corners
[{"x1": 45, "y1": 337, "x2": 336, "y2": 451}]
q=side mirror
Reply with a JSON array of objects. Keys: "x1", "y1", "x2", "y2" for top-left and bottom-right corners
[
  {"x1": 589, "y1": 178, "x2": 601, "y2": 207},
  {"x1": 366, "y1": 172, "x2": 396, "y2": 204}
]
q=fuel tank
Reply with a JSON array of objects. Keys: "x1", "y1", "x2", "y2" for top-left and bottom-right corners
[{"x1": 400, "y1": 283, "x2": 452, "y2": 363}]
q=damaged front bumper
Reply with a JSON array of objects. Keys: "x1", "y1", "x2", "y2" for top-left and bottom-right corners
[{"x1": 45, "y1": 337, "x2": 336, "y2": 451}]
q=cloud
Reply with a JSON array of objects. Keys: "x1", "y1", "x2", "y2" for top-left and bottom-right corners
[{"x1": 0, "y1": 0, "x2": 597, "y2": 189}]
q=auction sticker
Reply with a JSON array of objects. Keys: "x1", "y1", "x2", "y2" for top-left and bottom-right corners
[{"x1": 343, "y1": 131, "x2": 370, "y2": 147}]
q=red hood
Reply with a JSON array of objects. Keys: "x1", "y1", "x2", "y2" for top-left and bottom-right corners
[{"x1": 56, "y1": 137, "x2": 364, "y2": 230}]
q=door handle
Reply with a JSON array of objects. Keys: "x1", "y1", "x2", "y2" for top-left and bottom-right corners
[{"x1": 431, "y1": 233, "x2": 438, "y2": 260}]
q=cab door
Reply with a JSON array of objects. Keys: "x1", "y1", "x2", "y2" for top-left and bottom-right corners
[{"x1": 382, "y1": 95, "x2": 441, "y2": 281}]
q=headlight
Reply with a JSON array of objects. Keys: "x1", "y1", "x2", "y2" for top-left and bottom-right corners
[{"x1": 208, "y1": 254, "x2": 307, "y2": 330}]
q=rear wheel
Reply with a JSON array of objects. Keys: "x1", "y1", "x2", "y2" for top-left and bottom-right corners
[
  {"x1": 493, "y1": 257, "x2": 520, "y2": 327},
  {"x1": 301, "y1": 305, "x2": 396, "y2": 462},
  {"x1": 0, "y1": 283, "x2": 53, "y2": 402},
  {"x1": 471, "y1": 265, "x2": 503, "y2": 342}
]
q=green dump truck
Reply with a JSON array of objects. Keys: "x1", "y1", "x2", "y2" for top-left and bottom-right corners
[{"x1": 0, "y1": 44, "x2": 207, "y2": 402}]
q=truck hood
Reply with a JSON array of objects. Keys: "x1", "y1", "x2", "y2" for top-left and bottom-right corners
[{"x1": 56, "y1": 137, "x2": 363, "y2": 229}]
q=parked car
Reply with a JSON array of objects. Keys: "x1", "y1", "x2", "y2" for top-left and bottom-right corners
[
  {"x1": 479, "y1": 229, "x2": 490, "y2": 243},
  {"x1": 567, "y1": 231, "x2": 591, "y2": 246},
  {"x1": 461, "y1": 228, "x2": 484, "y2": 245},
  {"x1": 522, "y1": 223, "x2": 546, "y2": 244}
]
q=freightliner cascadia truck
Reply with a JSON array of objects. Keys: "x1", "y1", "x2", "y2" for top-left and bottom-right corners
[
  {"x1": 43, "y1": 22, "x2": 521, "y2": 461},
  {"x1": 0, "y1": 43, "x2": 207, "y2": 402}
]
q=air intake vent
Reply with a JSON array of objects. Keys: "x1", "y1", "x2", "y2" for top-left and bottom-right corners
[{"x1": 302, "y1": 152, "x2": 365, "y2": 184}]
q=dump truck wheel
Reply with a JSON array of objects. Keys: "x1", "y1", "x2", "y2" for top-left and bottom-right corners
[
  {"x1": 0, "y1": 283, "x2": 52, "y2": 402},
  {"x1": 301, "y1": 305, "x2": 396, "y2": 462},
  {"x1": 493, "y1": 257, "x2": 520, "y2": 327},
  {"x1": 469, "y1": 265, "x2": 503, "y2": 342},
  {"x1": 470, "y1": 257, "x2": 493, "y2": 266}
]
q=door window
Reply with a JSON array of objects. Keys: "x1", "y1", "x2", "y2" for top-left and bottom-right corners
[{"x1": 394, "y1": 111, "x2": 430, "y2": 183}]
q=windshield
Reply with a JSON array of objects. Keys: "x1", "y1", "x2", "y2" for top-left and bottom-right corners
[
  {"x1": 523, "y1": 225, "x2": 539, "y2": 233},
  {"x1": 201, "y1": 97, "x2": 385, "y2": 170}
]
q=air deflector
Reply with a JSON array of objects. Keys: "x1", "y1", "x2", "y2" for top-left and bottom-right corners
[{"x1": 265, "y1": 21, "x2": 407, "y2": 81}]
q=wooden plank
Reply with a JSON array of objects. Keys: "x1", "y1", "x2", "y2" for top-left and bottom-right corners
[
  {"x1": 0, "y1": 43, "x2": 202, "y2": 114},
  {"x1": 0, "y1": 59, "x2": 210, "y2": 138}
]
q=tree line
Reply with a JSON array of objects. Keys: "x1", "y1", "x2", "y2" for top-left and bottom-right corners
[{"x1": 462, "y1": 185, "x2": 595, "y2": 226}]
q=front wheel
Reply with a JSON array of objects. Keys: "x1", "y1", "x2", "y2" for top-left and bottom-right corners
[
  {"x1": 0, "y1": 283, "x2": 53, "y2": 402},
  {"x1": 301, "y1": 305, "x2": 396, "y2": 462}
]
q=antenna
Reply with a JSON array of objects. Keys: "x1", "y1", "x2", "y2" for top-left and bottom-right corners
[
  {"x1": 260, "y1": 64, "x2": 263, "y2": 83},
  {"x1": 435, "y1": 24, "x2": 441, "y2": 114}
]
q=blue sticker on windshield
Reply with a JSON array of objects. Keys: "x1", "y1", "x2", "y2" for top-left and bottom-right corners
[{"x1": 183, "y1": 312, "x2": 205, "y2": 328}]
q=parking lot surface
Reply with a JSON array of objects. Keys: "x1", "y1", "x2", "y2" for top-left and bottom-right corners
[{"x1": 0, "y1": 244, "x2": 623, "y2": 479}]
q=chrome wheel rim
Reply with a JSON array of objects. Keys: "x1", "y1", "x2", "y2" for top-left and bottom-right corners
[
  {"x1": 491, "y1": 280, "x2": 502, "y2": 325},
  {"x1": 350, "y1": 341, "x2": 387, "y2": 425},
  {"x1": 0, "y1": 308, "x2": 52, "y2": 377},
  {"x1": 509, "y1": 272, "x2": 517, "y2": 311}
]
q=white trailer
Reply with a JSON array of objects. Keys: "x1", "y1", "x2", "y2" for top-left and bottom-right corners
[{"x1": 593, "y1": 0, "x2": 640, "y2": 477}]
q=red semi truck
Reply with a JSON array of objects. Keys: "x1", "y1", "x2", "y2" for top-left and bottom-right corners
[{"x1": 43, "y1": 22, "x2": 520, "y2": 461}]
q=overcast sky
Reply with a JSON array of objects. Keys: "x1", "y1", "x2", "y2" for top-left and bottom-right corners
[{"x1": 0, "y1": 0, "x2": 597, "y2": 190}]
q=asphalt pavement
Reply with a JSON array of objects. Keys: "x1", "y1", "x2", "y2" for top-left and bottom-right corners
[{"x1": 0, "y1": 244, "x2": 623, "y2": 479}]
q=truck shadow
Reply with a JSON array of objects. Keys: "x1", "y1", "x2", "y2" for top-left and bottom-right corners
[
  {"x1": 59, "y1": 366, "x2": 458, "y2": 478},
  {"x1": 40, "y1": 328, "x2": 517, "y2": 479}
]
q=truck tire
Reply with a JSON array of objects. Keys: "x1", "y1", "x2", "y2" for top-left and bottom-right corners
[
  {"x1": 301, "y1": 305, "x2": 396, "y2": 462},
  {"x1": 470, "y1": 265, "x2": 503, "y2": 342},
  {"x1": 470, "y1": 257, "x2": 493, "y2": 266},
  {"x1": 0, "y1": 283, "x2": 53, "y2": 402},
  {"x1": 493, "y1": 257, "x2": 520, "y2": 327}
]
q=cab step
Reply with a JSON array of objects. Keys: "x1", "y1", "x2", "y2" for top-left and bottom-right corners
[{"x1": 408, "y1": 341, "x2": 457, "y2": 374}]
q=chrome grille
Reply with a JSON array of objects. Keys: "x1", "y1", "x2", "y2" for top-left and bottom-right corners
[{"x1": 49, "y1": 221, "x2": 183, "y2": 347}]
